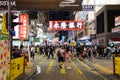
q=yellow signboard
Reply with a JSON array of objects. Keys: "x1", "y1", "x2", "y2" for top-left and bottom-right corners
[
  {"x1": 10, "y1": 57, "x2": 24, "y2": 80},
  {"x1": 1, "y1": 13, "x2": 8, "y2": 35},
  {"x1": 115, "y1": 57, "x2": 120, "y2": 74}
]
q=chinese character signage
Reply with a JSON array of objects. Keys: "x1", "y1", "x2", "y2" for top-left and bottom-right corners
[
  {"x1": 19, "y1": 14, "x2": 28, "y2": 40},
  {"x1": 49, "y1": 21, "x2": 84, "y2": 30}
]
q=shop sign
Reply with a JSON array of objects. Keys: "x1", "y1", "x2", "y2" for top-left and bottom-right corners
[
  {"x1": 115, "y1": 57, "x2": 120, "y2": 74},
  {"x1": 19, "y1": 14, "x2": 28, "y2": 40},
  {"x1": 98, "y1": 39, "x2": 104, "y2": 45},
  {"x1": 112, "y1": 27, "x2": 120, "y2": 33},
  {"x1": 115, "y1": 16, "x2": 120, "y2": 27},
  {"x1": 90, "y1": 34, "x2": 96, "y2": 39},
  {"x1": 49, "y1": 21, "x2": 84, "y2": 31},
  {"x1": 34, "y1": 38, "x2": 40, "y2": 42}
]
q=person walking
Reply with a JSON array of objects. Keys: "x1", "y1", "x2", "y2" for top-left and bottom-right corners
[
  {"x1": 65, "y1": 47, "x2": 72, "y2": 70},
  {"x1": 56, "y1": 48, "x2": 64, "y2": 68},
  {"x1": 106, "y1": 45, "x2": 111, "y2": 59},
  {"x1": 48, "y1": 46, "x2": 54, "y2": 59},
  {"x1": 31, "y1": 46, "x2": 35, "y2": 60}
]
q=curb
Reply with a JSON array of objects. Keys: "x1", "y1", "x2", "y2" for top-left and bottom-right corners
[{"x1": 25, "y1": 65, "x2": 37, "y2": 80}]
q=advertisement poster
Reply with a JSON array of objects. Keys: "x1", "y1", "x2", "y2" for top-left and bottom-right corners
[{"x1": 0, "y1": 40, "x2": 10, "y2": 80}]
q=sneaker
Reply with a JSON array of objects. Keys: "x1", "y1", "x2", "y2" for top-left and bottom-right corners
[
  {"x1": 67, "y1": 67, "x2": 71, "y2": 70},
  {"x1": 68, "y1": 67, "x2": 71, "y2": 69},
  {"x1": 59, "y1": 65, "x2": 62, "y2": 69}
]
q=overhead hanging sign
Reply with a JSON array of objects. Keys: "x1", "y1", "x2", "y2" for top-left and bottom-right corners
[
  {"x1": 0, "y1": 0, "x2": 82, "y2": 10},
  {"x1": 49, "y1": 20, "x2": 84, "y2": 31},
  {"x1": 19, "y1": 14, "x2": 28, "y2": 40}
]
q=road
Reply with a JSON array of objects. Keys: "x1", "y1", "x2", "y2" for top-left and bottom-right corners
[{"x1": 29, "y1": 54, "x2": 120, "y2": 80}]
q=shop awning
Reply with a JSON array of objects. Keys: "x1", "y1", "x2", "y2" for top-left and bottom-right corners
[
  {"x1": 78, "y1": 36, "x2": 90, "y2": 40},
  {"x1": 110, "y1": 38, "x2": 120, "y2": 41}
]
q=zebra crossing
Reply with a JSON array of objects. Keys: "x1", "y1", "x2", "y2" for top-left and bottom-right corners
[{"x1": 30, "y1": 54, "x2": 118, "y2": 80}]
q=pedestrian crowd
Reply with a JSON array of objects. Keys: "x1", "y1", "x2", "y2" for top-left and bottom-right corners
[{"x1": 12, "y1": 44, "x2": 120, "y2": 69}]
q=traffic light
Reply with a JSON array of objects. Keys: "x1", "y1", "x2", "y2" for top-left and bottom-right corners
[
  {"x1": 10, "y1": 13, "x2": 22, "y2": 36},
  {"x1": 11, "y1": 13, "x2": 20, "y2": 30},
  {"x1": 0, "y1": 14, "x2": 2, "y2": 23},
  {"x1": 0, "y1": 14, "x2": 2, "y2": 29}
]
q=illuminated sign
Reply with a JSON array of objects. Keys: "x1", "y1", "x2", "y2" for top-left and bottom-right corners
[
  {"x1": 49, "y1": 20, "x2": 84, "y2": 30},
  {"x1": 115, "y1": 16, "x2": 120, "y2": 27},
  {"x1": 19, "y1": 14, "x2": 28, "y2": 40}
]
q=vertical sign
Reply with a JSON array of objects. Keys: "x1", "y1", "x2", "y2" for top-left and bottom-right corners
[{"x1": 19, "y1": 14, "x2": 28, "y2": 40}]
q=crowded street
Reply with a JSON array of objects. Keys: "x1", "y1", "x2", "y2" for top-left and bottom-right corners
[{"x1": 0, "y1": 0, "x2": 120, "y2": 80}]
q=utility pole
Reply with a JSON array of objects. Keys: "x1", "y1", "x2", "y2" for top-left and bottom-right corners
[
  {"x1": 8, "y1": 0, "x2": 12, "y2": 80},
  {"x1": 8, "y1": 0, "x2": 12, "y2": 58}
]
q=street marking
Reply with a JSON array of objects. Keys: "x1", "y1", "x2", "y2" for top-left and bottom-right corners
[
  {"x1": 71, "y1": 61, "x2": 88, "y2": 80},
  {"x1": 92, "y1": 63, "x2": 113, "y2": 74},
  {"x1": 40, "y1": 58, "x2": 47, "y2": 65},
  {"x1": 77, "y1": 59, "x2": 107, "y2": 80},
  {"x1": 45, "y1": 60, "x2": 54, "y2": 74},
  {"x1": 77, "y1": 59, "x2": 91, "y2": 70},
  {"x1": 60, "y1": 64, "x2": 66, "y2": 74},
  {"x1": 71, "y1": 61, "x2": 82, "y2": 74},
  {"x1": 35, "y1": 54, "x2": 44, "y2": 59}
]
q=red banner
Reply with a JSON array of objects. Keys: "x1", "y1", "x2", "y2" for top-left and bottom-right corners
[
  {"x1": 19, "y1": 14, "x2": 28, "y2": 40},
  {"x1": 49, "y1": 20, "x2": 84, "y2": 30}
]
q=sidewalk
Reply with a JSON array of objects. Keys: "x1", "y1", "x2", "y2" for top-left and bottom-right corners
[
  {"x1": 25, "y1": 61, "x2": 36, "y2": 79},
  {"x1": 16, "y1": 60, "x2": 36, "y2": 80}
]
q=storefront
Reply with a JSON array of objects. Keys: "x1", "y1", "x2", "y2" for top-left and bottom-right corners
[
  {"x1": 77, "y1": 36, "x2": 92, "y2": 45},
  {"x1": 96, "y1": 5, "x2": 120, "y2": 46}
]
